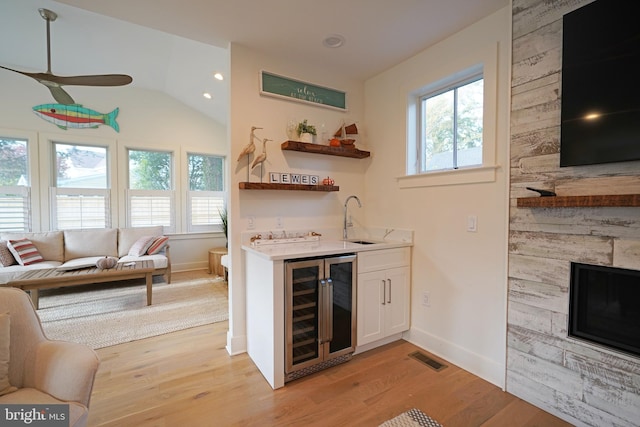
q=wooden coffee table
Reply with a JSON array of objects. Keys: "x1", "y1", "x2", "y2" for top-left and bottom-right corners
[{"x1": 7, "y1": 260, "x2": 155, "y2": 309}]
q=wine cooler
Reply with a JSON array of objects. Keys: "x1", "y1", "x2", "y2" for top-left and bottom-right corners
[{"x1": 285, "y1": 254, "x2": 357, "y2": 382}]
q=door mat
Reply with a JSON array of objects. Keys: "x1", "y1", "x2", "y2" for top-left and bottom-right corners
[{"x1": 379, "y1": 408, "x2": 443, "y2": 427}]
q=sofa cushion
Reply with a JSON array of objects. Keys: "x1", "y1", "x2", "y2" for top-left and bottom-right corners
[
  {"x1": 0, "y1": 241, "x2": 17, "y2": 267},
  {"x1": 0, "y1": 232, "x2": 64, "y2": 263},
  {"x1": 64, "y1": 229, "x2": 118, "y2": 261},
  {"x1": 118, "y1": 226, "x2": 163, "y2": 257},
  {"x1": 0, "y1": 313, "x2": 17, "y2": 396},
  {"x1": 7, "y1": 239, "x2": 44, "y2": 266}
]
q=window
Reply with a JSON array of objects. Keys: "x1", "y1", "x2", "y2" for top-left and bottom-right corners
[
  {"x1": 187, "y1": 153, "x2": 225, "y2": 232},
  {"x1": 127, "y1": 149, "x2": 174, "y2": 232},
  {"x1": 420, "y1": 77, "x2": 483, "y2": 172},
  {"x1": 0, "y1": 137, "x2": 31, "y2": 232},
  {"x1": 51, "y1": 142, "x2": 110, "y2": 230}
]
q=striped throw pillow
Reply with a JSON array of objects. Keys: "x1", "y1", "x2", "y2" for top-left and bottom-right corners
[
  {"x1": 146, "y1": 236, "x2": 169, "y2": 255},
  {"x1": 7, "y1": 238, "x2": 44, "y2": 266}
]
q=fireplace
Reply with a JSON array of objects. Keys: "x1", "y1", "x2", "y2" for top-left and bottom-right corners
[{"x1": 569, "y1": 262, "x2": 640, "y2": 358}]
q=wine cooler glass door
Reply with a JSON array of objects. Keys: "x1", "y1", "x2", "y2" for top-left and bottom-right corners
[
  {"x1": 325, "y1": 255, "x2": 357, "y2": 358},
  {"x1": 285, "y1": 259, "x2": 323, "y2": 374}
]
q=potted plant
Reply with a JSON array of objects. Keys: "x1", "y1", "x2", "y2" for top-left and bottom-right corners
[
  {"x1": 297, "y1": 119, "x2": 317, "y2": 143},
  {"x1": 217, "y1": 206, "x2": 228, "y2": 247}
]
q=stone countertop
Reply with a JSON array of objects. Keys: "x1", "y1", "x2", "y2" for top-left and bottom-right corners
[{"x1": 242, "y1": 239, "x2": 412, "y2": 261}]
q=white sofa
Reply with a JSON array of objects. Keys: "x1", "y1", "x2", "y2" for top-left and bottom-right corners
[{"x1": 0, "y1": 226, "x2": 171, "y2": 285}]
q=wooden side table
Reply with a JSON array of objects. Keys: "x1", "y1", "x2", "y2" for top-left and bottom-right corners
[{"x1": 208, "y1": 247, "x2": 228, "y2": 277}]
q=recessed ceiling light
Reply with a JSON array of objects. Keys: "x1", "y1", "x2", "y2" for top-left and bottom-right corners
[
  {"x1": 213, "y1": 72, "x2": 224, "y2": 81},
  {"x1": 323, "y1": 34, "x2": 345, "y2": 48},
  {"x1": 203, "y1": 92, "x2": 212, "y2": 99}
]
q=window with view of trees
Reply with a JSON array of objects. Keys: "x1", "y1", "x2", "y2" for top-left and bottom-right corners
[
  {"x1": 52, "y1": 142, "x2": 110, "y2": 230},
  {"x1": 187, "y1": 153, "x2": 225, "y2": 232},
  {"x1": 127, "y1": 149, "x2": 174, "y2": 232},
  {"x1": 420, "y1": 77, "x2": 483, "y2": 172},
  {"x1": 0, "y1": 138, "x2": 30, "y2": 232}
]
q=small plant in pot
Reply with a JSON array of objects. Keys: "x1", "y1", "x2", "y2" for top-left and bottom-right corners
[
  {"x1": 217, "y1": 206, "x2": 228, "y2": 247},
  {"x1": 297, "y1": 119, "x2": 317, "y2": 143}
]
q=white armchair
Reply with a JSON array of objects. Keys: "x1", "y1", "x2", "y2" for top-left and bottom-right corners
[{"x1": 0, "y1": 287, "x2": 100, "y2": 427}]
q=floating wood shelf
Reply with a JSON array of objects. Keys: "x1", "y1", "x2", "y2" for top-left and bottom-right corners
[
  {"x1": 239, "y1": 182, "x2": 339, "y2": 192},
  {"x1": 281, "y1": 140, "x2": 370, "y2": 159},
  {"x1": 517, "y1": 194, "x2": 640, "y2": 208}
]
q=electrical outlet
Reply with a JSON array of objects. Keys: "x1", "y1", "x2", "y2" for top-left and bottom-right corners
[
  {"x1": 247, "y1": 216, "x2": 255, "y2": 230},
  {"x1": 422, "y1": 291, "x2": 431, "y2": 307},
  {"x1": 275, "y1": 216, "x2": 283, "y2": 229}
]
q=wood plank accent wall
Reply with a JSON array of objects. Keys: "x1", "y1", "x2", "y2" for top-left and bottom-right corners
[{"x1": 508, "y1": 1, "x2": 640, "y2": 426}]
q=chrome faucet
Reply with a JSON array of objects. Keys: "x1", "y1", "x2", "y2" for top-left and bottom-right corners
[{"x1": 343, "y1": 195, "x2": 362, "y2": 240}]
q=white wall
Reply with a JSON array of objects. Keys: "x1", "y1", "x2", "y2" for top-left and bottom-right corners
[
  {"x1": 226, "y1": 43, "x2": 368, "y2": 354},
  {"x1": 0, "y1": 70, "x2": 227, "y2": 271},
  {"x1": 363, "y1": 7, "x2": 511, "y2": 386}
]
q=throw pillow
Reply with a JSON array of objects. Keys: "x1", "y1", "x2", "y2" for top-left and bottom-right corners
[
  {"x1": 146, "y1": 236, "x2": 169, "y2": 255},
  {"x1": 7, "y1": 238, "x2": 44, "y2": 266},
  {"x1": 0, "y1": 312, "x2": 17, "y2": 396},
  {"x1": 0, "y1": 241, "x2": 17, "y2": 267},
  {"x1": 128, "y1": 236, "x2": 156, "y2": 257}
]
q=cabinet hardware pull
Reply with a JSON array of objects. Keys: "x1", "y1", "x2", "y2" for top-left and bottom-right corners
[
  {"x1": 319, "y1": 279, "x2": 326, "y2": 343},
  {"x1": 382, "y1": 279, "x2": 387, "y2": 305},
  {"x1": 388, "y1": 278, "x2": 392, "y2": 304}
]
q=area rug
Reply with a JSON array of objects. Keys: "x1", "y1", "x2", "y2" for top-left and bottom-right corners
[
  {"x1": 37, "y1": 271, "x2": 228, "y2": 349},
  {"x1": 379, "y1": 408, "x2": 443, "y2": 427}
]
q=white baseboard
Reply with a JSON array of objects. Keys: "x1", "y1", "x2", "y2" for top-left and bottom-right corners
[
  {"x1": 226, "y1": 331, "x2": 247, "y2": 356},
  {"x1": 405, "y1": 326, "x2": 505, "y2": 388}
]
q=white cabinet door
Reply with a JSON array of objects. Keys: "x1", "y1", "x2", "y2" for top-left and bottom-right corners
[
  {"x1": 357, "y1": 270, "x2": 385, "y2": 346},
  {"x1": 384, "y1": 266, "x2": 410, "y2": 336}
]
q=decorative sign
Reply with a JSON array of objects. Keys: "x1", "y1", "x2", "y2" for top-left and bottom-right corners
[
  {"x1": 260, "y1": 71, "x2": 347, "y2": 111},
  {"x1": 270, "y1": 172, "x2": 319, "y2": 185}
]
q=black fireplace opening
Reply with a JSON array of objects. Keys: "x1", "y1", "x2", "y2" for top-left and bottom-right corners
[{"x1": 569, "y1": 262, "x2": 640, "y2": 358}]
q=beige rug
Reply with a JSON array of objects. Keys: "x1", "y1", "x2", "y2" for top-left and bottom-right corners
[
  {"x1": 379, "y1": 408, "x2": 443, "y2": 427},
  {"x1": 37, "y1": 271, "x2": 228, "y2": 349}
]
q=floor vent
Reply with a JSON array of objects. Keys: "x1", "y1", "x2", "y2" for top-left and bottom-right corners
[{"x1": 408, "y1": 351, "x2": 447, "y2": 371}]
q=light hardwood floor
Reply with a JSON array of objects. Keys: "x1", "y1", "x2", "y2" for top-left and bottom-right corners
[{"x1": 89, "y1": 320, "x2": 572, "y2": 427}]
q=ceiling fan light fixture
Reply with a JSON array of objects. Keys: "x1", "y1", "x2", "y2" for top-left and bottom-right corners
[{"x1": 322, "y1": 34, "x2": 345, "y2": 48}]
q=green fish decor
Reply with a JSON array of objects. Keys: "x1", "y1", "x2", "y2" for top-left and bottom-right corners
[{"x1": 32, "y1": 103, "x2": 120, "y2": 132}]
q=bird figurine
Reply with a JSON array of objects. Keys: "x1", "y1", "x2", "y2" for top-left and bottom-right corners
[
  {"x1": 251, "y1": 138, "x2": 271, "y2": 170},
  {"x1": 237, "y1": 126, "x2": 262, "y2": 162}
]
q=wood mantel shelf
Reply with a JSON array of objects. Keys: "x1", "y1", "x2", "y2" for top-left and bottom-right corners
[
  {"x1": 517, "y1": 194, "x2": 640, "y2": 208},
  {"x1": 281, "y1": 140, "x2": 370, "y2": 159},
  {"x1": 239, "y1": 182, "x2": 339, "y2": 192}
]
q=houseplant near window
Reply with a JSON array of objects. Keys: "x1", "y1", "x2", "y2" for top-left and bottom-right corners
[
  {"x1": 218, "y1": 206, "x2": 228, "y2": 247},
  {"x1": 297, "y1": 119, "x2": 317, "y2": 143}
]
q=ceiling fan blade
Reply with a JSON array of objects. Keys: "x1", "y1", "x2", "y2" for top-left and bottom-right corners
[
  {"x1": 48, "y1": 86, "x2": 76, "y2": 105},
  {"x1": 46, "y1": 73, "x2": 133, "y2": 87}
]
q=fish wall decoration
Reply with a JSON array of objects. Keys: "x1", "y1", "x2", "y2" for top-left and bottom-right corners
[{"x1": 32, "y1": 103, "x2": 120, "y2": 132}]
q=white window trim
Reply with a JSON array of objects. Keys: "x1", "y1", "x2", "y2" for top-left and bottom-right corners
[
  {"x1": 181, "y1": 147, "x2": 227, "y2": 235},
  {"x1": 400, "y1": 41, "x2": 499, "y2": 189}
]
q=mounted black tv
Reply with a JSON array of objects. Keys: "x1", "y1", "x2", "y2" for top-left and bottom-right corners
[{"x1": 560, "y1": 0, "x2": 640, "y2": 167}]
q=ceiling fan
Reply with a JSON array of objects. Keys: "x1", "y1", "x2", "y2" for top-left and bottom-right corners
[{"x1": 0, "y1": 8, "x2": 133, "y2": 105}]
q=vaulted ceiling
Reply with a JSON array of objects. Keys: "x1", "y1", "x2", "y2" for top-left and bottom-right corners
[{"x1": 1, "y1": 0, "x2": 508, "y2": 125}]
